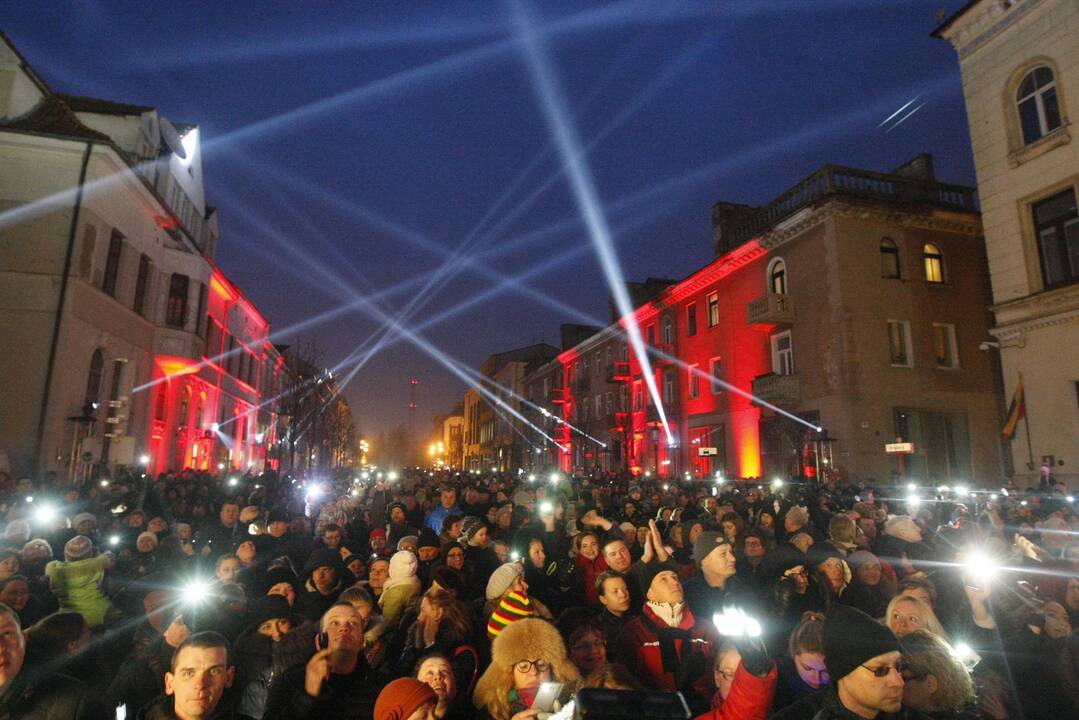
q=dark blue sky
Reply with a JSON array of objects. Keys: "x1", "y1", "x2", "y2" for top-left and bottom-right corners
[{"x1": 5, "y1": 1, "x2": 974, "y2": 440}]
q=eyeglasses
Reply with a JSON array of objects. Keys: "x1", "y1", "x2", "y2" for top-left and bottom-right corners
[
  {"x1": 514, "y1": 659, "x2": 551, "y2": 674},
  {"x1": 860, "y1": 660, "x2": 909, "y2": 678}
]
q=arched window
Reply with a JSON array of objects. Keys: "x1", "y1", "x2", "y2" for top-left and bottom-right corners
[
  {"x1": 84, "y1": 349, "x2": 104, "y2": 406},
  {"x1": 880, "y1": 238, "x2": 901, "y2": 279},
  {"x1": 661, "y1": 317, "x2": 674, "y2": 345},
  {"x1": 923, "y1": 244, "x2": 945, "y2": 284},
  {"x1": 767, "y1": 258, "x2": 787, "y2": 294},
  {"x1": 1017, "y1": 66, "x2": 1062, "y2": 145}
]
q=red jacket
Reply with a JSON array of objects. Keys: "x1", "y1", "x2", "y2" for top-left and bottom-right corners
[
  {"x1": 574, "y1": 553, "x2": 608, "y2": 605},
  {"x1": 617, "y1": 604, "x2": 715, "y2": 701},
  {"x1": 694, "y1": 663, "x2": 777, "y2": 720}
]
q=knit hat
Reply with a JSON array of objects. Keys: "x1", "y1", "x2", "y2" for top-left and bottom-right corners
[
  {"x1": 416, "y1": 527, "x2": 439, "y2": 549},
  {"x1": 137, "y1": 531, "x2": 158, "y2": 549},
  {"x1": 247, "y1": 595, "x2": 293, "y2": 629},
  {"x1": 637, "y1": 561, "x2": 678, "y2": 596},
  {"x1": 267, "y1": 508, "x2": 290, "y2": 524},
  {"x1": 72, "y1": 512, "x2": 96, "y2": 530},
  {"x1": 513, "y1": 490, "x2": 532, "y2": 507},
  {"x1": 883, "y1": 515, "x2": 922, "y2": 543},
  {"x1": 303, "y1": 548, "x2": 343, "y2": 578},
  {"x1": 374, "y1": 677, "x2": 437, "y2": 720},
  {"x1": 262, "y1": 566, "x2": 300, "y2": 597},
  {"x1": 487, "y1": 590, "x2": 535, "y2": 639},
  {"x1": 387, "y1": 550, "x2": 418, "y2": 583},
  {"x1": 369, "y1": 528, "x2": 387, "y2": 540},
  {"x1": 396, "y1": 535, "x2": 418, "y2": 551},
  {"x1": 822, "y1": 604, "x2": 900, "y2": 681},
  {"x1": 486, "y1": 562, "x2": 523, "y2": 601},
  {"x1": 692, "y1": 531, "x2": 729, "y2": 564},
  {"x1": 63, "y1": 535, "x2": 93, "y2": 561},
  {"x1": 460, "y1": 516, "x2": 486, "y2": 543}
]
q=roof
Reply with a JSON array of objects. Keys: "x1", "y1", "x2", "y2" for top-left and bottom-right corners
[
  {"x1": 0, "y1": 31, "x2": 51, "y2": 94},
  {"x1": 0, "y1": 95, "x2": 112, "y2": 142},
  {"x1": 930, "y1": 0, "x2": 981, "y2": 38},
  {"x1": 55, "y1": 92, "x2": 154, "y2": 116}
]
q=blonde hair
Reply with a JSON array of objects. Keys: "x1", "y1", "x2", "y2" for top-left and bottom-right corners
[
  {"x1": 899, "y1": 630, "x2": 974, "y2": 711},
  {"x1": 885, "y1": 595, "x2": 948, "y2": 639}
]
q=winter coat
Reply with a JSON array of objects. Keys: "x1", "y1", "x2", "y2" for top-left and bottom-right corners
[
  {"x1": 137, "y1": 694, "x2": 246, "y2": 720},
  {"x1": 261, "y1": 657, "x2": 379, "y2": 720},
  {"x1": 573, "y1": 552, "x2": 608, "y2": 605},
  {"x1": 772, "y1": 656, "x2": 822, "y2": 713},
  {"x1": 772, "y1": 683, "x2": 932, "y2": 720},
  {"x1": 693, "y1": 663, "x2": 777, "y2": 720},
  {"x1": 0, "y1": 672, "x2": 110, "y2": 720},
  {"x1": 107, "y1": 636, "x2": 177, "y2": 715}
]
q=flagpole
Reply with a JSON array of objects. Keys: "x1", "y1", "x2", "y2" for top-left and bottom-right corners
[{"x1": 1023, "y1": 411, "x2": 1034, "y2": 471}]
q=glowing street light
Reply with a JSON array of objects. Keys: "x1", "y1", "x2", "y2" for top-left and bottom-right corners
[{"x1": 139, "y1": 454, "x2": 151, "y2": 467}]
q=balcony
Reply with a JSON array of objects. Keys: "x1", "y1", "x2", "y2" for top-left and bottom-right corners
[
  {"x1": 606, "y1": 361, "x2": 632, "y2": 383},
  {"x1": 610, "y1": 412, "x2": 629, "y2": 433},
  {"x1": 747, "y1": 294, "x2": 795, "y2": 326},
  {"x1": 550, "y1": 388, "x2": 569, "y2": 404},
  {"x1": 652, "y1": 343, "x2": 676, "y2": 365},
  {"x1": 751, "y1": 373, "x2": 801, "y2": 406},
  {"x1": 722, "y1": 164, "x2": 977, "y2": 250},
  {"x1": 645, "y1": 400, "x2": 678, "y2": 426}
]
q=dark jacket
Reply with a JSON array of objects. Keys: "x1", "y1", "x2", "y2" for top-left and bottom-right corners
[
  {"x1": 136, "y1": 694, "x2": 249, "y2": 720},
  {"x1": 772, "y1": 684, "x2": 931, "y2": 720},
  {"x1": 107, "y1": 636, "x2": 177, "y2": 716},
  {"x1": 0, "y1": 672, "x2": 110, "y2": 720},
  {"x1": 261, "y1": 656, "x2": 378, "y2": 720}
]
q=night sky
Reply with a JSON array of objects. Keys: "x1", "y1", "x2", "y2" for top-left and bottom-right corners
[{"x1": 4, "y1": 1, "x2": 974, "y2": 440}]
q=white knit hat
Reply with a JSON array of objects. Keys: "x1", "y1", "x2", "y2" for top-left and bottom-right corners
[
  {"x1": 485, "y1": 561, "x2": 523, "y2": 601},
  {"x1": 387, "y1": 550, "x2": 417, "y2": 582},
  {"x1": 883, "y1": 515, "x2": 922, "y2": 543}
]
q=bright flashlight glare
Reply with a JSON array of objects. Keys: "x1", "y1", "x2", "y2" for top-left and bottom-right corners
[
  {"x1": 306, "y1": 485, "x2": 323, "y2": 502},
  {"x1": 100, "y1": 479, "x2": 109, "y2": 487},
  {"x1": 139, "y1": 454, "x2": 150, "y2": 466},
  {"x1": 388, "y1": 471, "x2": 398, "y2": 481},
  {"x1": 211, "y1": 423, "x2": 220, "y2": 432},
  {"x1": 1068, "y1": 496, "x2": 1075, "y2": 503},
  {"x1": 937, "y1": 485, "x2": 950, "y2": 493},
  {"x1": 540, "y1": 501, "x2": 553, "y2": 514},
  {"x1": 549, "y1": 473, "x2": 559, "y2": 484},
  {"x1": 772, "y1": 478, "x2": 784, "y2": 487},
  {"x1": 990, "y1": 493, "x2": 998, "y2": 500},
  {"x1": 183, "y1": 579, "x2": 211, "y2": 606},
  {"x1": 963, "y1": 552, "x2": 997, "y2": 581},
  {"x1": 34, "y1": 504, "x2": 57, "y2": 524},
  {"x1": 955, "y1": 485, "x2": 969, "y2": 497},
  {"x1": 907, "y1": 495, "x2": 921, "y2": 507},
  {"x1": 528, "y1": 474, "x2": 536, "y2": 482},
  {"x1": 907, "y1": 482, "x2": 917, "y2": 492},
  {"x1": 228, "y1": 477, "x2": 239, "y2": 487},
  {"x1": 1000, "y1": 488, "x2": 1009, "y2": 497},
  {"x1": 108, "y1": 535, "x2": 120, "y2": 547},
  {"x1": 713, "y1": 607, "x2": 762, "y2": 638},
  {"x1": 511, "y1": 551, "x2": 520, "y2": 561}
]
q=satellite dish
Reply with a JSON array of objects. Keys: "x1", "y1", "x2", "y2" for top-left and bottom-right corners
[
  {"x1": 159, "y1": 117, "x2": 186, "y2": 159},
  {"x1": 141, "y1": 113, "x2": 160, "y2": 147}
]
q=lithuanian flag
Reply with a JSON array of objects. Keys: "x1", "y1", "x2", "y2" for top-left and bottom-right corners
[{"x1": 1001, "y1": 374, "x2": 1025, "y2": 442}]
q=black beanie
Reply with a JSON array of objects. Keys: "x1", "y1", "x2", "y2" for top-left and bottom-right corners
[
  {"x1": 822, "y1": 604, "x2": 901, "y2": 681},
  {"x1": 637, "y1": 561, "x2": 678, "y2": 597},
  {"x1": 417, "y1": 527, "x2": 440, "y2": 550},
  {"x1": 247, "y1": 595, "x2": 293, "y2": 630}
]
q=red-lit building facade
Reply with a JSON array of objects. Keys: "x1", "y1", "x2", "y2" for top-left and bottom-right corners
[
  {"x1": 546, "y1": 156, "x2": 1005, "y2": 485},
  {"x1": 148, "y1": 268, "x2": 283, "y2": 476}
]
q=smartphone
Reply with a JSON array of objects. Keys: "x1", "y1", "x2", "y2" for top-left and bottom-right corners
[
  {"x1": 532, "y1": 681, "x2": 563, "y2": 712},
  {"x1": 317, "y1": 631, "x2": 329, "y2": 650}
]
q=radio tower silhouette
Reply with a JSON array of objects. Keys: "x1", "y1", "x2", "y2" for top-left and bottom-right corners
[{"x1": 408, "y1": 377, "x2": 419, "y2": 439}]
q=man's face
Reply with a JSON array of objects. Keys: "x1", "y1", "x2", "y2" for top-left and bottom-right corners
[
  {"x1": 702, "y1": 544, "x2": 737, "y2": 579},
  {"x1": 646, "y1": 570, "x2": 684, "y2": 605},
  {"x1": 744, "y1": 536, "x2": 765, "y2": 559},
  {"x1": 0, "y1": 613, "x2": 25, "y2": 688},
  {"x1": 268, "y1": 520, "x2": 288, "y2": 538},
  {"x1": 0, "y1": 582, "x2": 29, "y2": 611},
  {"x1": 390, "y1": 507, "x2": 406, "y2": 524},
  {"x1": 216, "y1": 558, "x2": 241, "y2": 584},
  {"x1": 312, "y1": 566, "x2": 338, "y2": 593},
  {"x1": 418, "y1": 546, "x2": 440, "y2": 562},
  {"x1": 528, "y1": 540, "x2": 546, "y2": 569},
  {"x1": 441, "y1": 489, "x2": 456, "y2": 509},
  {"x1": 236, "y1": 541, "x2": 257, "y2": 565},
  {"x1": 165, "y1": 646, "x2": 234, "y2": 720},
  {"x1": 417, "y1": 657, "x2": 456, "y2": 702},
  {"x1": 321, "y1": 605, "x2": 364, "y2": 654},
  {"x1": 445, "y1": 547, "x2": 464, "y2": 570},
  {"x1": 149, "y1": 517, "x2": 169, "y2": 533},
  {"x1": 369, "y1": 561, "x2": 389, "y2": 589},
  {"x1": 219, "y1": 504, "x2": 239, "y2": 527},
  {"x1": 838, "y1": 651, "x2": 904, "y2": 716},
  {"x1": 784, "y1": 514, "x2": 800, "y2": 533},
  {"x1": 257, "y1": 617, "x2": 292, "y2": 642},
  {"x1": 323, "y1": 530, "x2": 342, "y2": 549},
  {"x1": 603, "y1": 540, "x2": 632, "y2": 573},
  {"x1": 715, "y1": 649, "x2": 741, "y2": 700},
  {"x1": 370, "y1": 535, "x2": 386, "y2": 552},
  {"x1": 267, "y1": 582, "x2": 296, "y2": 606}
]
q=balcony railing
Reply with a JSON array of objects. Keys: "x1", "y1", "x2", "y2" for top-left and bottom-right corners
[
  {"x1": 550, "y1": 388, "x2": 569, "y2": 404},
  {"x1": 724, "y1": 164, "x2": 977, "y2": 249},
  {"x1": 606, "y1": 361, "x2": 632, "y2": 383},
  {"x1": 747, "y1": 294, "x2": 796, "y2": 325},
  {"x1": 645, "y1": 400, "x2": 678, "y2": 425},
  {"x1": 751, "y1": 373, "x2": 801, "y2": 406}
]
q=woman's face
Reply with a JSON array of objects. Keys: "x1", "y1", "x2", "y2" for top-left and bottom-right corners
[
  {"x1": 722, "y1": 521, "x2": 737, "y2": 538},
  {"x1": 669, "y1": 526, "x2": 683, "y2": 548},
  {"x1": 856, "y1": 561, "x2": 882, "y2": 586},
  {"x1": 579, "y1": 535, "x2": 599, "y2": 561},
  {"x1": 512, "y1": 658, "x2": 552, "y2": 690},
  {"x1": 794, "y1": 652, "x2": 829, "y2": 689},
  {"x1": 528, "y1": 540, "x2": 546, "y2": 569},
  {"x1": 820, "y1": 558, "x2": 845, "y2": 590},
  {"x1": 1044, "y1": 601, "x2": 1072, "y2": 639},
  {"x1": 569, "y1": 630, "x2": 606, "y2": 676},
  {"x1": 759, "y1": 513, "x2": 774, "y2": 529},
  {"x1": 688, "y1": 523, "x2": 703, "y2": 545},
  {"x1": 446, "y1": 547, "x2": 465, "y2": 570},
  {"x1": 888, "y1": 599, "x2": 924, "y2": 636},
  {"x1": 714, "y1": 649, "x2": 741, "y2": 700},
  {"x1": 1065, "y1": 578, "x2": 1079, "y2": 611},
  {"x1": 236, "y1": 541, "x2": 257, "y2": 564},
  {"x1": 0, "y1": 580, "x2": 30, "y2": 610},
  {"x1": 257, "y1": 617, "x2": 292, "y2": 642},
  {"x1": 0, "y1": 556, "x2": 20, "y2": 579}
]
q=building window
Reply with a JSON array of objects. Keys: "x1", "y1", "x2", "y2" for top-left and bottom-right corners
[
  {"x1": 661, "y1": 317, "x2": 674, "y2": 345},
  {"x1": 85, "y1": 349, "x2": 104, "y2": 406},
  {"x1": 932, "y1": 323, "x2": 959, "y2": 369},
  {"x1": 1032, "y1": 188, "x2": 1079, "y2": 289},
  {"x1": 633, "y1": 382, "x2": 643, "y2": 411},
  {"x1": 688, "y1": 364, "x2": 699, "y2": 399},
  {"x1": 663, "y1": 370, "x2": 675, "y2": 404},
  {"x1": 195, "y1": 283, "x2": 208, "y2": 337},
  {"x1": 771, "y1": 331, "x2": 794, "y2": 375},
  {"x1": 581, "y1": 400, "x2": 589, "y2": 423},
  {"x1": 647, "y1": 324, "x2": 656, "y2": 345},
  {"x1": 710, "y1": 357, "x2": 723, "y2": 394},
  {"x1": 686, "y1": 303, "x2": 697, "y2": 337},
  {"x1": 707, "y1": 293, "x2": 719, "y2": 327},
  {"x1": 888, "y1": 320, "x2": 913, "y2": 367},
  {"x1": 133, "y1": 254, "x2": 151, "y2": 316},
  {"x1": 595, "y1": 395, "x2": 603, "y2": 419},
  {"x1": 1017, "y1": 66, "x2": 1062, "y2": 146},
  {"x1": 165, "y1": 273, "x2": 189, "y2": 328},
  {"x1": 768, "y1": 257, "x2": 787, "y2": 294},
  {"x1": 605, "y1": 392, "x2": 613, "y2": 415},
  {"x1": 923, "y1": 243, "x2": 945, "y2": 284},
  {"x1": 894, "y1": 407, "x2": 972, "y2": 482},
  {"x1": 102, "y1": 230, "x2": 123, "y2": 297},
  {"x1": 880, "y1": 238, "x2": 901, "y2": 279}
]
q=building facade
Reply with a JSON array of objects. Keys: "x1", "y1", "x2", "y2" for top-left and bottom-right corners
[{"x1": 935, "y1": 0, "x2": 1079, "y2": 486}]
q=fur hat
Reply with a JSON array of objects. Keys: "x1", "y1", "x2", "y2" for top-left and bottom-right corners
[
  {"x1": 486, "y1": 561, "x2": 523, "y2": 601},
  {"x1": 883, "y1": 515, "x2": 922, "y2": 543},
  {"x1": 396, "y1": 535, "x2": 418, "y2": 551},
  {"x1": 375, "y1": 677, "x2": 437, "y2": 720},
  {"x1": 474, "y1": 619, "x2": 581, "y2": 719},
  {"x1": 261, "y1": 566, "x2": 300, "y2": 597}
]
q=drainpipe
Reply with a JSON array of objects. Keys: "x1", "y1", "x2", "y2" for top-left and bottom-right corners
[{"x1": 33, "y1": 141, "x2": 93, "y2": 478}]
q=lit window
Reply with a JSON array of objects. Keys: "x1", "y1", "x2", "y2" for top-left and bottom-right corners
[
  {"x1": 932, "y1": 323, "x2": 959, "y2": 369},
  {"x1": 688, "y1": 364, "x2": 699, "y2": 399},
  {"x1": 1017, "y1": 66, "x2": 1062, "y2": 146},
  {"x1": 686, "y1": 303, "x2": 697, "y2": 336},
  {"x1": 771, "y1": 331, "x2": 794, "y2": 375},
  {"x1": 923, "y1": 244, "x2": 945, "y2": 284},
  {"x1": 707, "y1": 293, "x2": 720, "y2": 327},
  {"x1": 1032, "y1": 188, "x2": 1079, "y2": 289},
  {"x1": 710, "y1": 358, "x2": 723, "y2": 394},
  {"x1": 888, "y1": 320, "x2": 913, "y2": 367},
  {"x1": 768, "y1": 258, "x2": 787, "y2": 294},
  {"x1": 880, "y1": 238, "x2": 901, "y2": 279}
]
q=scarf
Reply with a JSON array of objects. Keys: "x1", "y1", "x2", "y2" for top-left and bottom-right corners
[
  {"x1": 647, "y1": 601, "x2": 685, "y2": 627},
  {"x1": 644, "y1": 603, "x2": 701, "y2": 686}
]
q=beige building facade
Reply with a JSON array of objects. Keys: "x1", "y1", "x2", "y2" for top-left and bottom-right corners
[{"x1": 936, "y1": 0, "x2": 1079, "y2": 486}]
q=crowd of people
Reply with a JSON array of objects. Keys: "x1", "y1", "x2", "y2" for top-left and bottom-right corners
[{"x1": 0, "y1": 464, "x2": 1077, "y2": 720}]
